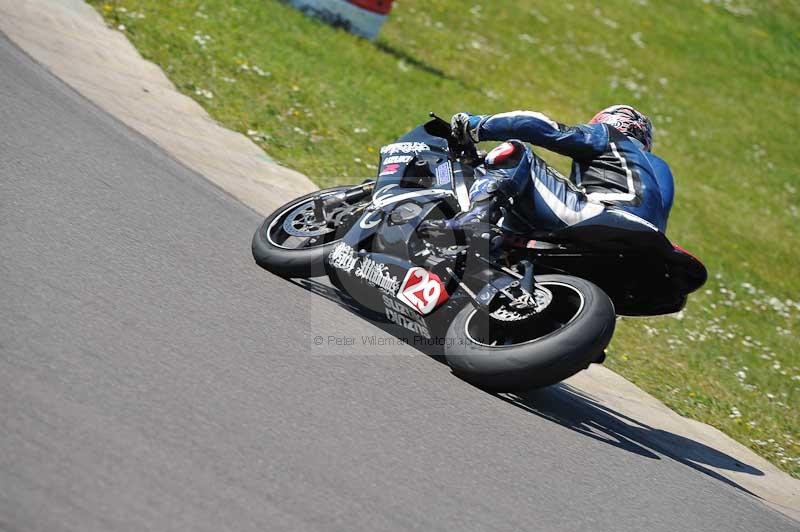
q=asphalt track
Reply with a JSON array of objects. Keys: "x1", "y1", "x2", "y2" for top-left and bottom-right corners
[{"x1": 1, "y1": 34, "x2": 797, "y2": 532}]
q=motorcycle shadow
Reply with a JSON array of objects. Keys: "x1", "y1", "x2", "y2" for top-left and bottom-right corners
[
  {"x1": 494, "y1": 385, "x2": 764, "y2": 498},
  {"x1": 291, "y1": 277, "x2": 765, "y2": 500}
]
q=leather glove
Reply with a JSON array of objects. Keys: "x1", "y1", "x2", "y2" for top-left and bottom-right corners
[{"x1": 451, "y1": 112, "x2": 482, "y2": 144}]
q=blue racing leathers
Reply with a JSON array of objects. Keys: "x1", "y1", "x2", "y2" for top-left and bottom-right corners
[{"x1": 465, "y1": 111, "x2": 675, "y2": 235}]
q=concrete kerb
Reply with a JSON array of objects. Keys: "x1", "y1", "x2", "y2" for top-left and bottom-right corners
[
  {"x1": 1, "y1": 0, "x2": 797, "y2": 522},
  {"x1": 0, "y1": 0, "x2": 317, "y2": 213}
]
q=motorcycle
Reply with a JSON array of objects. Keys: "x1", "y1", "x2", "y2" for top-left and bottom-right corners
[{"x1": 251, "y1": 114, "x2": 707, "y2": 391}]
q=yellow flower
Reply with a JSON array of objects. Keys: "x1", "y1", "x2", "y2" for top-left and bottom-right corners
[{"x1": 102, "y1": 4, "x2": 112, "y2": 13}]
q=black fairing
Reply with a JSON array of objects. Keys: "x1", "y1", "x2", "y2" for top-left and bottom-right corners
[{"x1": 523, "y1": 224, "x2": 707, "y2": 315}]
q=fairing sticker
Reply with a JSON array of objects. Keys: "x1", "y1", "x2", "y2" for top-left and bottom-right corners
[
  {"x1": 435, "y1": 162, "x2": 452, "y2": 186},
  {"x1": 380, "y1": 142, "x2": 430, "y2": 155},
  {"x1": 396, "y1": 267, "x2": 449, "y2": 315},
  {"x1": 382, "y1": 294, "x2": 431, "y2": 338},
  {"x1": 328, "y1": 243, "x2": 399, "y2": 295}
]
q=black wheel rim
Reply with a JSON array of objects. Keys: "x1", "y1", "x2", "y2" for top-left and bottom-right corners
[
  {"x1": 464, "y1": 281, "x2": 585, "y2": 347},
  {"x1": 265, "y1": 190, "x2": 355, "y2": 250}
]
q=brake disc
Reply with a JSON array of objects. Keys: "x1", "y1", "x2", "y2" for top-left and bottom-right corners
[
  {"x1": 282, "y1": 201, "x2": 335, "y2": 237},
  {"x1": 489, "y1": 285, "x2": 553, "y2": 322}
]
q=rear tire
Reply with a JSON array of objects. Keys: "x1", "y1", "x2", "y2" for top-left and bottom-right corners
[{"x1": 445, "y1": 274, "x2": 615, "y2": 391}]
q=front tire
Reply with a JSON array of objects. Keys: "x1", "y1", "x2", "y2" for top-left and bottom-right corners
[
  {"x1": 444, "y1": 274, "x2": 615, "y2": 391},
  {"x1": 252, "y1": 187, "x2": 351, "y2": 278}
]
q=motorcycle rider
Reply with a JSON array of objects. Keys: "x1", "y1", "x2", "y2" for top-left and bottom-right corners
[{"x1": 422, "y1": 105, "x2": 674, "y2": 241}]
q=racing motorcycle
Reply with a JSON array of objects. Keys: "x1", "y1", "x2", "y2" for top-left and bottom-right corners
[{"x1": 252, "y1": 114, "x2": 707, "y2": 391}]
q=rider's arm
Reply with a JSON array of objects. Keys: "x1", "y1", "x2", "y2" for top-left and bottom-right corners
[
  {"x1": 648, "y1": 153, "x2": 675, "y2": 217},
  {"x1": 474, "y1": 111, "x2": 609, "y2": 159}
]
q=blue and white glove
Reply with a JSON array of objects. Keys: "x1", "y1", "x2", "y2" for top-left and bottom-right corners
[{"x1": 451, "y1": 112, "x2": 483, "y2": 144}]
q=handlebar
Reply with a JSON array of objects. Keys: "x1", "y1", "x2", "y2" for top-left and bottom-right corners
[{"x1": 427, "y1": 112, "x2": 481, "y2": 165}]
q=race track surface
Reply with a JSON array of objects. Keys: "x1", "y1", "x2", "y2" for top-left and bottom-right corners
[{"x1": 1, "y1": 34, "x2": 796, "y2": 532}]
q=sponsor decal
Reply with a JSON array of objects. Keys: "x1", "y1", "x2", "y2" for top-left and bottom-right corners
[
  {"x1": 380, "y1": 142, "x2": 430, "y2": 155},
  {"x1": 435, "y1": 162, "x2": 452, "y2": 186},
  {"x1": 379, "y1": 163, "x2": 401, "y2": 176},
  {"x1": 383, "y1": 155, "x2": 413, "y2": 164},
  {"x1": 382, "y1": 294, "x2": 431, "y2": 338},
  {"x1": 328, "y1": 243, "x2": 399, "y2": 295},
  {"x1": 396, "y1": 267, "x2": 449, "y2": 315},
  {"x1": 328, "y1": 242, "x2": 358, "y2": 273},
  {"x1": 355, "y1": 256, "x2": 400, "y2": 295}
]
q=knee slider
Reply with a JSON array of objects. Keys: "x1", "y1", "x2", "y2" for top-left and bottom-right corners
[{"x1": 485, "y1": 140, "x2": 526, "y2": 169}]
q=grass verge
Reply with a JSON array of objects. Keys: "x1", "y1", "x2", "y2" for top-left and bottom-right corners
[{"x1": 89, "y1": 0, "x2": 799, "y2": 476}]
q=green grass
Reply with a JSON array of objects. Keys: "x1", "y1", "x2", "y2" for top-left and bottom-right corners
[{"x1": 90, "y1": 0, "x2": 799, "y2": 476}]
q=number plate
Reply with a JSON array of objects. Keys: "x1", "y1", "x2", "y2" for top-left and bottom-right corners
[{"x1": 396, "y1": 267, "x2": 449, "y2": 315}]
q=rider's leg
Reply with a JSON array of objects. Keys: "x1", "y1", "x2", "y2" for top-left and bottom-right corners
[
  {"x1": 461, "y1": 140, "x2": 531, "y2": 224},
  {"x1": 522, "y1": 152, "x2": 661, "y2": 248},
  {"x1": 519, "y1": 150, "x2": 605, "y2": 231}
]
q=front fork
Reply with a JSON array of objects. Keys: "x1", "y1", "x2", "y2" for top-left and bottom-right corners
[
  {"x1": 444, "y1": 228, "x2": 537, "y2": 316},
  {"x1": 312, "y1": 181, "x2": 375, "y2": 224},
  {"x1": 470, "y1": 259, "x2": 535, "y2": 313}
]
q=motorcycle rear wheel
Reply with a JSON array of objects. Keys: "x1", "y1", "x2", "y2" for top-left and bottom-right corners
[{"x1": 444, "y1": 274, "x2": 615, "y2": 391}]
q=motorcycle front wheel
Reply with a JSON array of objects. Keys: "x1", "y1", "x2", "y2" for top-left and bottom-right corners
[
  {"x1": 444, "y1": 274, "x2": 615, "y2": 391},
  {"x1": 252, "y1": 187, "x2": 354, "y2": 278}
]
